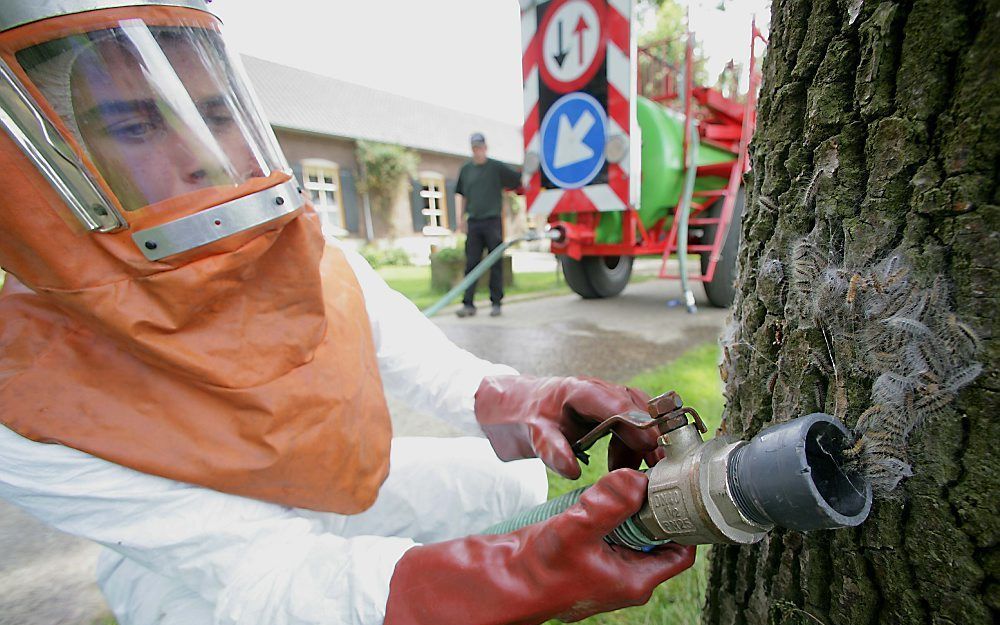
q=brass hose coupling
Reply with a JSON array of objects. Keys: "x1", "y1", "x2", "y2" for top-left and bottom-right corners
[{"x1": 573, "y1": 392, "x2": 873, "y2": 546}]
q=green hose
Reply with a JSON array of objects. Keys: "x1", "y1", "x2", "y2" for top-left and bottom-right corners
[
  {"x1": 676, "y1": 122, "x2": 700, "y2": 315},
  {"x1": 422, "y1": 238, "x2": 518, "y2": 318},
  {"x1": 422, "y1": 230, "x2": 559, "y2": 318},
  {"x1": 482, "y1": 484, "x2": 669, "y2": 552},
  {"x1": 484, "y1": 486, "x2": 588, "y2": 533}
]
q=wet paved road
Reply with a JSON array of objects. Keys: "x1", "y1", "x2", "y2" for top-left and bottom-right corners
[
  {"x1": 436, "y1": 279, "x2": 728, "y2": 381},
  {"x1": 0, "y1": 504, "x2": 107, "y2": 625},
  {"x1": 1, "y1": 277, "x2": 728, "y2": 624},
  {"x1": 394, "y1": 278, "x2": 729, "y2": 435}
]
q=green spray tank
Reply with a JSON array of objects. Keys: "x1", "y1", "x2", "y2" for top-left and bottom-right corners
[{"x1": 591, "y1": 96, "x2": 735, "y2": 245}]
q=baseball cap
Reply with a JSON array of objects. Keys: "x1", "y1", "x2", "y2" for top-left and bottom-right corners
[{"x1": 470, "y1": 132, "x2": 487, "y2": 146}]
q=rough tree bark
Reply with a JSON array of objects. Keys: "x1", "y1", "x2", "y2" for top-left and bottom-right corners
[{"x1": 703, "y1": 1, "x2": 997, "y2": 624}]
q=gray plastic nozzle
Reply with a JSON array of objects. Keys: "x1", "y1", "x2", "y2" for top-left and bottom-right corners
[{"x1": 727, "y1": 413, "x2": 872, "y2": 532}]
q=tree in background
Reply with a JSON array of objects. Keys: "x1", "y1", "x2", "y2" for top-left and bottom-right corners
[
  {"x1": 637, "y1": 0, "x2": 709, "y2": 87},
  {"x1": 356, "y1": 141, "x2": 418, "y2": 239},
  {"x1": 703, "y1": 1, "x2": 997, "y2": 624},
  {"x1": 638, "y1": 0, "x2": 686, "y2": 50}
]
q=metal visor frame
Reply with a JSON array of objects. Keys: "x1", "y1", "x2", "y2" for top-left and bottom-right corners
[
  {"x1": 0, "y1": 2, "x2": 212, "y2": 34},
  {"x1": 132, "y1": 177, "x2": 304, "y2": 261},
  {"x1": 0, "y1": 55, "x2": 125, "y2": 231}
]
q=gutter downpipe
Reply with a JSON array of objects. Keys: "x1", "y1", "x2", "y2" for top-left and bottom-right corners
[{"x1": 359, "y1": 160, "x2": 375, "y2": 242}]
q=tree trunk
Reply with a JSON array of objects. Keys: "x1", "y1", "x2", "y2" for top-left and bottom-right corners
[{"x1": 703, "y1": 1, "x2": 997, "y2": 625}]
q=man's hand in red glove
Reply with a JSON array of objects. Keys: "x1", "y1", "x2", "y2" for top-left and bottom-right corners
[
  {"x1": 384, "y1": 469, "x2": 697, "y2": 625},
  {"x1": 474, "y1": 375, "x2": 663, "y2": 479}
]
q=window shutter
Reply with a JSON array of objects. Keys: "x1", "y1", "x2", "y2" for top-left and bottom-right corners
[
  {"x1": 446, "y1": 178, "x2": 458, "y2": 231},
  {"x1": 410, "y1": 179, "x2": 424, "y2": 233},
  {"x1": 339, "y1": 169, "x2": 360, "y2": 234}
]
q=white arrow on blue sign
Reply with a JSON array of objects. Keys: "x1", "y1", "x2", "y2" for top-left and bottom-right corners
[{"x1": 539, "y1": 92, "x2": 607, "y2": 190}]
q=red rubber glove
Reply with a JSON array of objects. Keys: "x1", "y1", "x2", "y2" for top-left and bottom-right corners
[
  {"x1": 474, "y1": 375, "x2": 663, "y2": 479},
  {"x1": 384, "y1": 469, "x2": 696, "y2": 625}
]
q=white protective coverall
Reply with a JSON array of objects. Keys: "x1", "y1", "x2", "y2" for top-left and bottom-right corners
[{"x1": 0, "y1": 242, "x2": 549, "y2": 625}]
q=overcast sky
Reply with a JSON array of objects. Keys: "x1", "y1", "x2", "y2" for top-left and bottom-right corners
[{"x1": 210, "y1": 0, "x2": 770, "y2": 126}]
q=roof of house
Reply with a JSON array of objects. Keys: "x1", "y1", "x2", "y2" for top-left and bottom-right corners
[{"x1": 242, "y1": 56, "x2": 524, "y2": 164}]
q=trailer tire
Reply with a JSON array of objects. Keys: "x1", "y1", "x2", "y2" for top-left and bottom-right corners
[
  {"x1": 560, "y1": 256, "x2": 600, "y2": 299},
  {"x1": 701, "y1": 187, "x2": 745, "y2": 308},
  {"x1": 583, "y1": 255, "x2": 633, "y2": 298}
]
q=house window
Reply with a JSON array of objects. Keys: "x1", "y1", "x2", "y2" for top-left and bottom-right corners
[
  {"x1": 419, "y1": 172, "x2": 449, "y2": 235},
  {"x1": 302, "y1": 160, "x2": 346, "y2": 237}
]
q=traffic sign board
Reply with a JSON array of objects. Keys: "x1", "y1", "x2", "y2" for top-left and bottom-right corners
[
  {"x1": 539, "y1": 0, "x2": 605, "y2": 93},
  {"x1": 540, "y1": 92, "x2": 607, "y2": 189},
  {"x1": 522, "y1": 0, "x2": 634, "y2": 215}
]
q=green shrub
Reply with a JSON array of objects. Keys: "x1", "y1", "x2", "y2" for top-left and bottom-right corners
[
  {"x1": 430, "y1": 246, "x2": 465, "y2": 264},
  {"x1": 360, "y1": 246, "x2": 412, "y2": 269}
]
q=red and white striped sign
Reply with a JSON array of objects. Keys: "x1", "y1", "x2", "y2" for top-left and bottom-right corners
[{"x1": 520, "y1": 0, "x2": 635, "y2": 219}]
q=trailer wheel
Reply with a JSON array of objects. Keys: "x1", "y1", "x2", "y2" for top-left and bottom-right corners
[
  {"x1": 701, "y1": 187, "x2": 745, "y2": 308},
  {"x1": 584, "y1": 255, "x2": 633, "y2": 298},
  {"x1": 561, "y1": 255, "x2": 634, "y2": 299},
  {"x1": 560, "y1": 256, "x2": 600, "y2": 299}
]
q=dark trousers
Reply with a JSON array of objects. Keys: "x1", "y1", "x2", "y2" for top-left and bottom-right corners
[{"x1": 463, "y1": 217, "x2": 504, "y2": 306}]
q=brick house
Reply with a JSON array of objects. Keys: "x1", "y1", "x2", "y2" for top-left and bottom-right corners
[{"x1": 243, "y1": 56, "x2": 525, "y2": 254}]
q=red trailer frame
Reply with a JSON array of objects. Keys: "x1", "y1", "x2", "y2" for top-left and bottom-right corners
[{"x1": 546, "y1": 23, "x2": 768, "y2": 287}]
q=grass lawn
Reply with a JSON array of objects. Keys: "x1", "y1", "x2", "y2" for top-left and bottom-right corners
[
  {"x1": 378, "y1": 264, "x2": 658, "y2": 311},
  {"x1": 545, "y1": 341, "x2": 724, "y2": 625},
  {"x1": 378, "y1": 265, "x2": 571, "y2": 311}
]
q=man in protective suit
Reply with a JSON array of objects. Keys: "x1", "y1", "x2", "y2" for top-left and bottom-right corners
[{"x1": 0, "y1": 2, "x2": 694, "y2": 624}]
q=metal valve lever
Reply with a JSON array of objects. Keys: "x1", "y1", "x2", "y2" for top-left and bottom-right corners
[{"x1": 571, "y1": 391, "x2": 707, "y2": 465}]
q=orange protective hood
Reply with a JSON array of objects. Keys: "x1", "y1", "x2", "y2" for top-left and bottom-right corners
[{"x1": 0, "y1": 128, "x2": 393, "y2": 513}]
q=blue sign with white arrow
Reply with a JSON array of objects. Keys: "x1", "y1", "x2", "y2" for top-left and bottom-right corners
[{"x1": 539, "y1": 92, "x2": 607, "y2": 189}]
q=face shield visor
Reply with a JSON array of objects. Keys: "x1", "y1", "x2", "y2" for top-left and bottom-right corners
[{"x1": 0, "y1": 4, "x2": 301, "y2": 261}]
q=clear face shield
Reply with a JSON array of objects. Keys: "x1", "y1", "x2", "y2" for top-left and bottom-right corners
[{"x1": 0, "y1": 3, "x2": 301, "y2": 261}]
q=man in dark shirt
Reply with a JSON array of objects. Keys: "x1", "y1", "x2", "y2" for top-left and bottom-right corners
[{"x1": 454, "y1": 133, "x2": 521, "y2": 317}]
